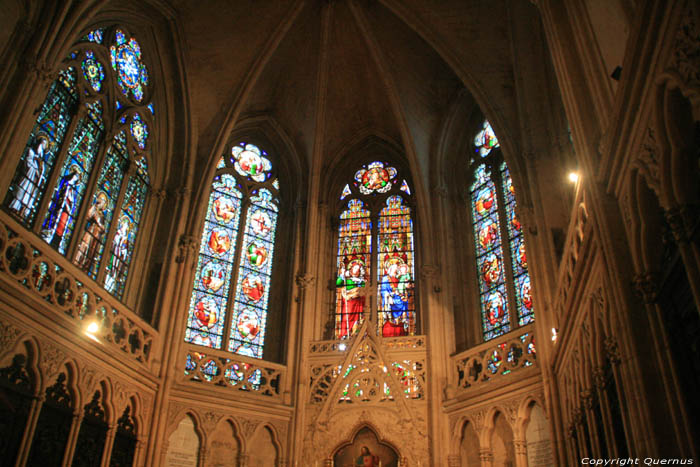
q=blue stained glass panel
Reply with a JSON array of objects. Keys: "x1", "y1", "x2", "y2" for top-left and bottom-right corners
[
  {"x1": 5, "y1": 72, "x2": 78, "y2": 225},
  {"x1": 41, "y1": 101, "x2": 105, "y2": 254},
  {"x1": 110, "y1": 30, "x2": 148, "y2": 101},
  {"x1": 81, "y1": 51, "x2": 105, "y2": 92},
  {"x1": 103, "y1": 174, "x2": 148, "y2": 299},
  {"x1": 471, "y1": 163, "x2": 510, "y2": 340},
  {"x1": 499, "y1": 162, "x2": 534, "y2": 326},
  {"x1": 185, "y1": 175, "x2": 243, "y2": 350},
  {"x1": 229, "y1": 189, "x2": 279, "y2": 358}
]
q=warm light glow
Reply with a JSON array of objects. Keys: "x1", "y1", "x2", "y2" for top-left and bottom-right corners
[
  {"x1": 568, "y1": 172, "x2": 579, "y2": 183},
  {"x1": 87, "y1": 321, "x2": 99, "y2": 333},
  {"x1": 551, "y1": 327, "x2": 558, "y2": 342},
  {"x1": 338, "y1": 343, "x2": 347, "y2": 351}
]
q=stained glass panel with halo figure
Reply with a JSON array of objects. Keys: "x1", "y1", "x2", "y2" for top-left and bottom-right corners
[
  {"x1": 40, "y1": 101, "x2": 105, "y2": 255},
  {"x1": 230, "y1": 142, "x2": 272, "y2": 182},
  {"x1": 335, "y1": 199, "x2": 371, "y2": 339},
  {"x1": 500, "y1": 162, "x2": 534, "y2": 325},
  {"x1": 73, "y1": 132, "x2": 128, "y2": 278},
  {"x1": 4, "y1": 69, "x2": 79, "y2": 225},
  {"x1": 229, "y1": 188, "x2": 279, "y2": 358},
  {"x1": 353, "y1": 161, "x2": 397, "y2": 195},
  {"x1": 185, "y1": 174, "x2": 243, "y2": 350},
  {"x1": 471, "y1": 163, "x2": 510, "y2": 340},
  {"x1": 103, "y1": 170, "x2": 148, "y2": 299},
  {"x1": 377, "y1": 195, "x2": 415, "y2": 337}
]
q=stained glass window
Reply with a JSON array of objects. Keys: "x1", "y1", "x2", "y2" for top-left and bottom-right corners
[
  {"x1": 469, "y1": 121, "x2": 534, "y2": 341},
  {"x1": 335, "y1": 199, "x2": 371, "y2": 339},
  {"x1": 354, "y1": 161, "x2": 397, "y2": 195},
  {"x1": 5, "y1": 70, "x2": 78, "y2": 224},
  {"x1": 377, "y1": 195, "x2": 415, "y2": 337},
  {"x1": 229, "y1": 189, "x2": 278, "y2": 358},
  {"x1": 41, "y1": 101, "x2": 104, "y2": 254},
  {"x1": 4, "y1": 26, "x2": 154, "y2": 303},
  {"x1": 185, "y1": 142, "x2": 279, "y2": 360},
  {"x1": 500, "y1": 163, "x2": 534, "y2": 325},
  {"x1": 474, "y1": 120, "x2": 500, "y2": 157},
  {"x1": 334, "y1": 162, "x2": 416, "y2": 339}
]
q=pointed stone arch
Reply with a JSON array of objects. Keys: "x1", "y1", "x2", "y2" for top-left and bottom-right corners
[
  {"x1": 247, "y1": 423, "x2": 280, "y2": 467},
  {"x1": 331, "y1": 423, "x2": 400, "y2": 466},
  {"x1": 164, "y1": 411, "x2": 204, "y2": 467},
  {"x1": 208, "y1": 417, "x2": 244, "y2": 467}
]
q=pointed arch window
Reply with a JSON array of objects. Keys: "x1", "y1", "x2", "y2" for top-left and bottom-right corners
[
  {"x1": 334, "y1": 161, "x2": 416, "y2": 339},
  {"x1": 470, "y1": 121, "x2": 534, "y2": 341},
  {"x1": 185, "y1": 143, "x2": 279, "y2": 359},
  {"x1": 3, "y1": 26, "x2": 153, "y2": 301}
]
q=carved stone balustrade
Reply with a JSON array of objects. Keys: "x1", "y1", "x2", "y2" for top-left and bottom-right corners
[
  {"x1": 182, "y1": 343, "x2": 285, "y2": 400},
  {"x1": 451, "y1": 324, "x2": 537, "y2": 394},
  {"x1": 0, "y1": 214, "x2": 158, "y2": 371}
]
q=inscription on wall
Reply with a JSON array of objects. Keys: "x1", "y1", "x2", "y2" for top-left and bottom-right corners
[
  {"x1": 166, "y1": 416, "x2": 200, "y2": 467},
  {"x1": 526, "y1": 405, "x2": 554, "y2": 467}
]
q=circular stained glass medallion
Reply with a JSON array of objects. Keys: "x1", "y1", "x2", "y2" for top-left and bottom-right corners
[
  {"x1": 237, "y1": 309, "x2": 260, "y2": 341},
  {"x1": 110, "y1": 30, "x2": 148, "y2": 101},
  {"x1": 231, "y1": 143, "x2": 272, "y2": 182}
]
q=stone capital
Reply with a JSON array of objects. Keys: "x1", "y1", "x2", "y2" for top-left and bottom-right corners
[
  {"x1": 295, "y1": 272, "x2": 316, "y2": 289},
  {"x1": 632, "y1": 272, "x2": 659, "y2": 305}
]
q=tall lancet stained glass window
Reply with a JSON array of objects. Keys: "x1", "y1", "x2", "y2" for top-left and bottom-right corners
[
  {"x1": 3, "y1": 26, "x2": 154, "y2": 301},
  {"x1": 185, "y1": 143, "x2": 279, "y2": 359},
  {"x1": 470, "y1": 121, "x2": 534, "y2": 341},
  {"x1": 334, "y1": 161, "x2": 416, "y2": 339}
]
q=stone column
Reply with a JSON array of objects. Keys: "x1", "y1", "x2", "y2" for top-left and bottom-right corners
[
  {"x1": 62, "y1": 411, "x2": 83, "y2": 465},
  {"x1": 447, "y1": 454, "x2": 461, "y2": 467},
  {"x1": 666, "y1": 206, "x2": 700, "y2": 314},
  {"x1": 198, "y1": 444, "x2": 208, "y2": 467},
  {"x1": 100, "y1": 423, "x2": 117, "y2": 466},
  {"x1": 479, "y1": 448, "x2": 494, "y2": 467},
  {"x1": 14, "y1": 395, "x2": 43, "y2": 466},
  {"x1": 514, "y1": 439, "x2": 528, "y2": 467}
]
